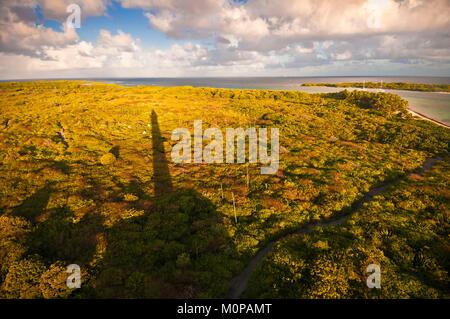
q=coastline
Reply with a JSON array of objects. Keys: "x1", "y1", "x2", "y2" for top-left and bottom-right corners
[
  {"x1": 408, "y1": 109, "x2": 450, "y2": 128},
  {"x1": 2, "y1": 79, "x2": 450, "y2": 129}
]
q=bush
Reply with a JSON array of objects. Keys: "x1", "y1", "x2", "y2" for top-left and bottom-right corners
[
  {"x1": 123, "y1": 193, "x2": 139, "y2": 202},
  {"x1": 39, "y1": 262, "x2": 73, "y2": 299},
  {"x1": 100, "y1": 153, "x2": 116, "y2": 165},
  {"x1": 1, "y1": 258, "x2": 46, "y2": 298}
]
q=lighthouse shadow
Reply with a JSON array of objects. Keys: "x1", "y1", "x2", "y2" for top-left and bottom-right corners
[{"x1": 95, "y1": 111, "x2": 237, "y2": 298}]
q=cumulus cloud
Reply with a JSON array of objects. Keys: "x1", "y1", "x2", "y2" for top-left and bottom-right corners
[
  {"x1": 0, "y1": 0, "x2": 110, "y2": 57},
  {"x1": 122, "y1": 0, "x2": 450, "y2": 63},
  {"x1": 97, "y1": 29, "x2": 140, "y2": 52},
  {"x1": 0, "y1": 27, "x2": 217, "y2": 79},
  {"x1": 1, "y1": 0, "x2": 450, "y2": 78},
  {"x1": 126, "y1": 0, "x2": 450, "y2": 42},
  {"x1": 0, "y1": 19, "x2": 78, "y2": 57}
]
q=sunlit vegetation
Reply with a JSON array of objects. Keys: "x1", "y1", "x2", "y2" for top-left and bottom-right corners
[
  {"x1": 0, "y1": 81, "x2": 449, "y2": 298},
  {"x1": 327, "y1": 90, "x2": 410, "y2": 117},
  {"x1": 245, "y1": 157, "x2": 450, "y2": 298},
  {"x1": 303, "y1": 82, "x2": 450, "y2": 92}
]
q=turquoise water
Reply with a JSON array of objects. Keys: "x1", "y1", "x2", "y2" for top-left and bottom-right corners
[
  {"x1": 299, "y1": 87, "x2": 450, "y2": 126},
  {"x1": 296, "y1": 86, "x2": 450, "y2": 126},
  {"x1": 392, "y1": 91, "x2": 450, "y2": 126}
]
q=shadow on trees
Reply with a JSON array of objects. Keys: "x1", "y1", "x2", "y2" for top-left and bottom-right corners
[
  {"x1": 28, "y1": 207, "x2": 104, "y2": 265},
  {"x1": 109, "y1": 145, "x2": 120, "y2": 159},
  {"x1": 11, "y1": 183, "x2": 54, "y2": 222},
  {"x1": 93, "y1": 111, "x2": 237, "y2": 298},
  {"x1": 10, "y1": 182, "x2": 104, "y2": 266},
  {"x1": 151, "y1": 110, "x2": 173, "y2": 197}
]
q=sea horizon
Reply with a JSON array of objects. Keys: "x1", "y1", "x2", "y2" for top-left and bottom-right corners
[{"x1": 3, "y1": 75, "x2": 450, "y2": 83}]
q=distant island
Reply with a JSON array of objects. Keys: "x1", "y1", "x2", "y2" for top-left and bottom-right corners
[{"x1": 302, "y1": 82, "x2": 450, "y2": 93}]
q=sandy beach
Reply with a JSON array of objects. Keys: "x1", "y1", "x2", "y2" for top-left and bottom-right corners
[{"x1": 408, "y1": 109, "x2": 450, "y2": 128}]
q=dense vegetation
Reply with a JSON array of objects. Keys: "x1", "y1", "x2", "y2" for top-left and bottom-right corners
[
  {"x1": 303, "y1": 82, "x2": 450, "y2": 92},
  {"x1": 246, "y1": 157, "x2": 450, "y2": 298},
  {"x1": 328, "y1": 90, "x2": 409, "y2": 117},
  {"x1": 0, "y1": 81, "x2": 449, "y2": 298}
]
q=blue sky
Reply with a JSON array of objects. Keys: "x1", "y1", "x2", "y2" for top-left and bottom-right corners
[
  {"x1": 40, "y1": 2, "x2": 179, "y2": 49},
  {"x1": 1, "y1": 0, "x2": 449, "y2": 79}
]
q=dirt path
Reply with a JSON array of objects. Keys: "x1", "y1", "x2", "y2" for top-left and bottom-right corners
[{"x1": 227, "y1": 157, "x2": 442, "y2": 299}]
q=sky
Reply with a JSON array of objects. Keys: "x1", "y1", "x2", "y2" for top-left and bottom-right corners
[{"x1": 0, "y1": 0, "x2": 449, "y2": 79}]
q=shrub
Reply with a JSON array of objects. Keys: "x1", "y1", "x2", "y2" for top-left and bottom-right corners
[
  {"x1": 1, "y1": 258, "x2": 46, "y2": 298},
  {"x1": 100, "y1": 153, "x2": 116, "y2": 165},
  {"x1": 39, "y1": 262, "x2": 73, "y2": 299},
  {"x1": 123, "y1": 193, "x2": 139, "y2": 202}
]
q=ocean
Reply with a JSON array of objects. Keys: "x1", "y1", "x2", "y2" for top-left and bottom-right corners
[{"x1": 94, "y1": 76, "x2": 450, "y2": 89}]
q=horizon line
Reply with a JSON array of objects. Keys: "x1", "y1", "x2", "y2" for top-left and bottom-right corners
[{"x1": 2, "y1": 75, "x2": 450, "y2": 82}]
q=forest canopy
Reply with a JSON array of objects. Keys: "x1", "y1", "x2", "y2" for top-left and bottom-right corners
[{"x1": 0, "y1": 81, "x2": 448, "y2": 298}]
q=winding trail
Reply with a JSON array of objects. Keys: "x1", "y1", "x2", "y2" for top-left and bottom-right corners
[{"x1": 227, "y1": 157, "x2": 443, "y2": 299}]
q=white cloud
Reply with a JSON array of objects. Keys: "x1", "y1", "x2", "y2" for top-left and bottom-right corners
[
  {"x1": 97, "y1": 29, "x2": 140, "y2": 52},
  {"x1": 0, "y1": 0, "x2": 110, "y2": 57},
  {"x1": 115, "y1": 0, "x2": 450, "y2": 74},
  {"x1": 0, "y1": 19, "x2": 78, "y2": 57},
  {"x1": 1, "y1": 0, "x2": 450, "y2": 78},
  {"x1": 125, "y1": 0, "x2": 450, "y2": 44}
]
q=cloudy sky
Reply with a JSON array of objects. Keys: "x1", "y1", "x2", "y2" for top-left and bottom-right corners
[{"x1": 0, "y1": 0, "x2": 449, "y2": 79}]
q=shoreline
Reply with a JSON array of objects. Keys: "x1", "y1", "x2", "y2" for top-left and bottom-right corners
[
  {"x1": 408, "y1": 109, "x2": 450, "y2": 129},
  {"x1": 301, "y1": 84, "x2": 450, "y2": 95},
  {"x1": 2, "y1": 79, "x2": 449, "y2": 129}
]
